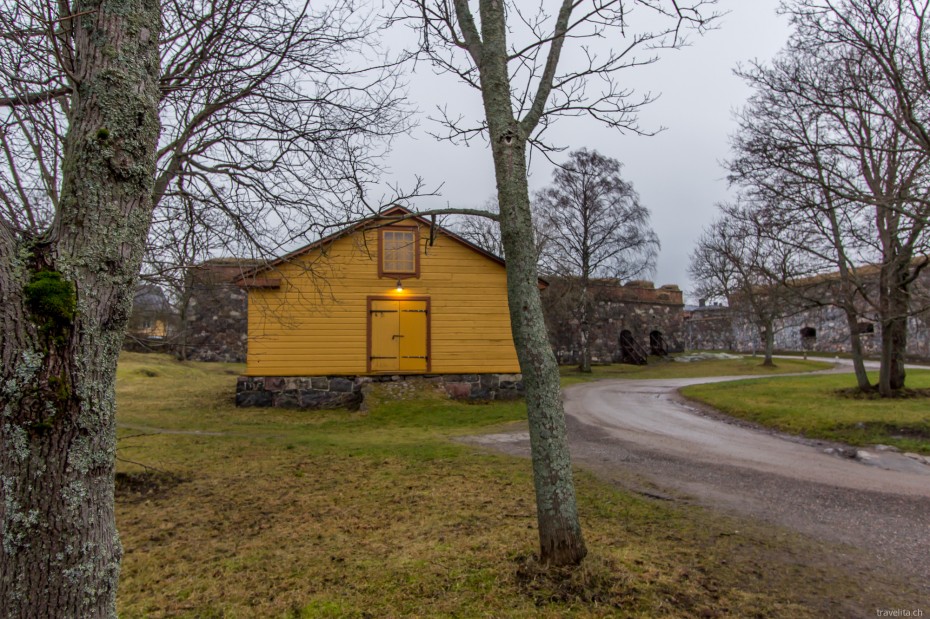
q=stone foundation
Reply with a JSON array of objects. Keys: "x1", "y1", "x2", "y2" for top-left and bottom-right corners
[{"x1": 236, "y1": 373, "x2": 524, "y2": 410}]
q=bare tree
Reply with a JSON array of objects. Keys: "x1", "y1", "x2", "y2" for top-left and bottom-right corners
[
  {"x1": 0, "y1": 0, "x2": 409, "y2": 615},
  {"x1": 536, "y1": 148, "x2": 658, "y2": 372},
  {"x1": 779, "y1": 0, "x2": 930, "y2": 394},
  {"x1": 1, "y1": 0, "x2": 417, "y2": 286},
  {"x1": 728, "y1": 69, "x2": 876, "y2": 387},
  {"x1": 784, "y1": 0, "x2": 930, "y2": 158},
  {"x1": 151, "y1": 0, "x2": 421, "y2": 252},
  {"x1": 728, "y1": 6, "x2": 930, "y2": 394},
  {"x1": 401, "y1": 0, "x2": 718, "y2": 565},
  {"x1": 690, "y1": 202, "x2": 809, "y2": 366}
]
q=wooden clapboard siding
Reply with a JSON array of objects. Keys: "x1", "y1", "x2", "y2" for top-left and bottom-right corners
[{"x1": 244, "y1": 222, "x2": 521, "y2": 376}]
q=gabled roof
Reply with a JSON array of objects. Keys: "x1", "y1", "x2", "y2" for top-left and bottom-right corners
[{"x1": 235, "y1": 205, "x2": 521, "y2": 283}]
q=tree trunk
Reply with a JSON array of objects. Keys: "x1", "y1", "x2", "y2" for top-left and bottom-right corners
[
  {"x1": 0, "y1": 1, "x2": 161, "y2": 616},
  {"x1": 879, "y1": 262, "x2": 909, "y2": 395},
  {"x1": 578, "y1": 280, "x2": 592, "y2": 373},
  {"x1": 823, "y1": 208, "x2": 872, "y2": 391},
  {"x1": 761, "y1": 319, "x2": 775, "y2": 367},
  {"x1": 493, "y1": 132, "x2": 587, "y2": 565},
  {"x1": 472, "y1": 3, "x2": 585, "y2": 566},
  {"x1": 842, "y1": 307, "x2": 873, "y2": 392},
  {"x1": 440, "y1": 0, "x2": 586, "y2": 567},
  {"x1": 175, "y1": 289, "x2": 192, "y2": 361}
]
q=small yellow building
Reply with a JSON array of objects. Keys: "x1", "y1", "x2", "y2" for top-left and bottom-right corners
[{"x1": 235, "y1": 206, "x2": 524, "y2": 408}]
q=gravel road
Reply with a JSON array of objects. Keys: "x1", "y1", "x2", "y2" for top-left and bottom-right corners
[{"x1": 469, "y1": 369, "x2": 930, "y2": 603}]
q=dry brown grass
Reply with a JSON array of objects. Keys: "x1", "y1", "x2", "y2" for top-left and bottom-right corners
[{"x1": 115, "y1": 353, "x2": 917, "y2": 618}]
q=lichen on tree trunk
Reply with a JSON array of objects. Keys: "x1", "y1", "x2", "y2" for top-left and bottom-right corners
[
  {"x1": 0, "y1": 1, "x2": 162, "y2": 616},
  {"x1": 492, "y1": 130, "x2": 587, "y2": 565},
  {"x1": 467, "y1": 0, "x2": 586, "y2": 566}
]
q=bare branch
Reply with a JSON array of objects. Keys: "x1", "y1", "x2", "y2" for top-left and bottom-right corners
[{"x1": 0, "y1": 86, "x2": 70, "y2": 108}]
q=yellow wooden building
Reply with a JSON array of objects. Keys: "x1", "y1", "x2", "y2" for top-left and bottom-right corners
[{"x1": 235, "y1": 206, "x2": 524, "y2": 408}]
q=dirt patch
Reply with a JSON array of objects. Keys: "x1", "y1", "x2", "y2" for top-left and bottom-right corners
[
  {"x1": 514, "y1": 553, "x2": 632, "y2": 609},
  {"x1": 836, "y1": 386, "x2": 930, "y2": 399},
  {"x1": 115, "y1": 470, "x2": 185, "y2": 503}
]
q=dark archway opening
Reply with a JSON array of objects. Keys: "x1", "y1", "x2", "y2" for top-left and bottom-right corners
[
  {"x1": 649, "y1": 330, "x2": 667, "y2": 356},
  {"x1": 619, "y1": 330, "x2": 647, "y2": 365}
]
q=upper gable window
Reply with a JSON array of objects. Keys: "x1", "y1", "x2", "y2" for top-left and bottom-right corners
[{"x1": 379, "y1": 226, "x2": 420, "y2": 278}]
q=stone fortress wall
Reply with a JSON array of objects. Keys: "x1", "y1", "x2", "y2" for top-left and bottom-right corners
[
  {"x1": 682, "y1": 268, "x2": 930, "y2": 360},
  {"x1": 542, "y1": 278, "x2": 685, "y2": 364},
  {"x1": 181, "y1": 259, "x2": 253, "y2": 362}
]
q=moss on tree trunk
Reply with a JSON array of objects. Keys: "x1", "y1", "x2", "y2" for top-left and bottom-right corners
[{"x1": 0, "y1": 1, "x2": 161, "y2": 616}]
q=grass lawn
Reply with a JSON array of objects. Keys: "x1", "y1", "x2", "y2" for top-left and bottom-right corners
[
  {"x1": 115, "y1": 353, "x2": 912, "y2": 617},
  {"x1": 559, "y1": 355, "x2": 832, "y2": 386},
  {"x1": 681, "y1": 372, "x2": 930, "y2": 454}
]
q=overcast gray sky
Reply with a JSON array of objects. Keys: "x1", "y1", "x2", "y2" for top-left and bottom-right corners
[{"x1": 378, "y1": 0, "x2": 793, "y2": 302}]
